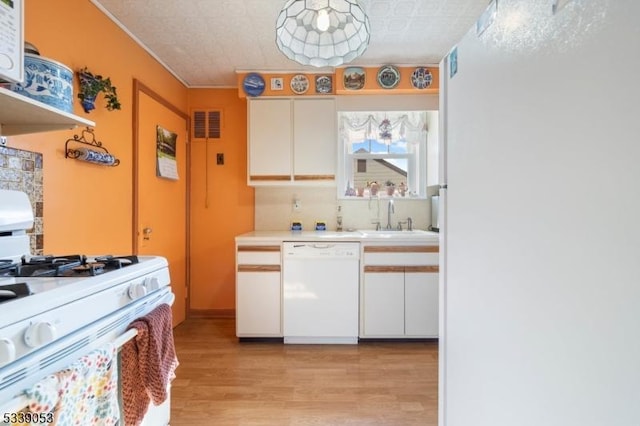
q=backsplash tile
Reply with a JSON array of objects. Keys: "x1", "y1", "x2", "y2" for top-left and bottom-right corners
[
  {"x1": 0, "y1": 146, "x2": 44, "y2": 255},
  {"x1": 254, "y1": 186, "x2": 431, "y2": 232}
]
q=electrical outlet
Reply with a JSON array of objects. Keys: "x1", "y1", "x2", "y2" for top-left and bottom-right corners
[{"x1": 216, "y1": 153, "x2": 224, "y2": 165}]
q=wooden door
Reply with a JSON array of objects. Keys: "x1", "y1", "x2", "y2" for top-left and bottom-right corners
[{"x1": 134, "y1": 84, "x2": 188, "y2": 326}]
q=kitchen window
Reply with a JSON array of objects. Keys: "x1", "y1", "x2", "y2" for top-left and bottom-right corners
[{"x1": 338, "y1": 110, "x2": 431, "y2": 199}]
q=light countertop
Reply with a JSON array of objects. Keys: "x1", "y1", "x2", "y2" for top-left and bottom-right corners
[{"x1": 236, "y1": 230, "x2": 440, "y2": 243}]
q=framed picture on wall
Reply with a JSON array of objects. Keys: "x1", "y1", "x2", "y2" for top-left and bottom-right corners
[
  {"x1": 271, "y1": 77, "x2": 284, "y2": 91},
  {"x1": 0, "y1": 0, "x2": 24, "y2": 83}
]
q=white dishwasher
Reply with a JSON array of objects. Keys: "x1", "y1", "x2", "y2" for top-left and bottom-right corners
[{"x1": 283, "y1": 241, "x2": 360, "y2": 344}]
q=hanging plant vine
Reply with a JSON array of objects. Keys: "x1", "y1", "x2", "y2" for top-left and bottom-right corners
[{"x1": 77, "y1": 67, "x2": 121, "y2": 113}]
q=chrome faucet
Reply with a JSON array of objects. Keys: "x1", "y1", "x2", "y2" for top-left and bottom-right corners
[
  {"x1": 407, "y1": 217, "x2": 413, "y2": 231},
  {"x1": 386, "y1": 199, "x2": 395, "y2": 230}
]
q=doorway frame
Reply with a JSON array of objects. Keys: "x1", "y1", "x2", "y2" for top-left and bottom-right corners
[{"x1": 132, "y1": 78, "x2": 191, "y2": 320}]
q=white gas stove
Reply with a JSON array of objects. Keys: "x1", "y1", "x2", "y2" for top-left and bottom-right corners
[
  {"x1": 0, "y1": 256, "x2": 171, "y2": 364},
  {"x1": 0, "y1": 189, "x2": 174, "y2": 422}
]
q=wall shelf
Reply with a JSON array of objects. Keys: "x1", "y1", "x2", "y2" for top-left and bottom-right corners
[{"x1": 0, "y1": 86, "x2": 95, "y2": 136}]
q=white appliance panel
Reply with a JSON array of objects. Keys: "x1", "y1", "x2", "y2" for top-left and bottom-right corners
[
  {"x1": 283, "y1": 242, "x2": 359, "y2": 344},
  {"x1": 0, "y1": 261, "x2": 170, "y2": 365},
  {"x1": 0, "y1": 190, "x2": 175, "y2": 424},
  {"x1": 1, "y1": 256, "x2": 169, "y2": 328},
  {"x1": 441, "y1": 1, "x2": 640, "y2": 425}
]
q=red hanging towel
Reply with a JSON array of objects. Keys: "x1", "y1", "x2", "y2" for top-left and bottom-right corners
[{"x1": 121, "y1": 303, "x2": 178, "y2": 426}]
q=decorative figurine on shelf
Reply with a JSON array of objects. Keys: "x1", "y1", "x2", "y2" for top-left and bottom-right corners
[
  {"x1": 368, "y1": 181, "x2": 379, "y2": 197},
  {"x1": 385, "y1": 180, "x2": 396, "y2": 196},
  {"x1": 77, "y1": 67, "x2": 121, "y2": 113},
  {"x1": 398, "y1": 181, "x2": 408, "y2": 197}
]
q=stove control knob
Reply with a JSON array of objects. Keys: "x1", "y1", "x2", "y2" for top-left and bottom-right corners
[
  {"x1": 128, "y1": 282, "x2": 148, "y2": 300},
  {"x1": 0, "y1": 338, "x2": 16, "y2": 365},
  {"x1": 143, "y1": 276, "x2": 160, "y2": 291},
  {"x1": 24, "y1": 322, "x2": 57, "y2": 348}
]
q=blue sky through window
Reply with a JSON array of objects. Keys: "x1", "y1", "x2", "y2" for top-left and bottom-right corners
[{"x1": 351, "y1": 139, "x2": 408, "y2": 155}]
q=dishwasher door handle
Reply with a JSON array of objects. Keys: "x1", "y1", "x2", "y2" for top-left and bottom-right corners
[
  {"x1": 310, "y1": 243, "x2": 335, "y2": 249},
  {"x1": 290, "y1": 243, "x2": 335, "y2": 249}
]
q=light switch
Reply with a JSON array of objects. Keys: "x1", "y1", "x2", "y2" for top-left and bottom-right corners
[{"x1": 216, "y1": 153, "x2": 224, "y2": 165}]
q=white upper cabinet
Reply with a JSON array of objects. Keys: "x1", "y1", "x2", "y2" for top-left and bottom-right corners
[
  {"x1": 0, "y1": 87, "x2": 94, "y2": 136},
  {"x1": 248, "y1": 98, "x2": 292, "y2": 182},
  {"x1": 292, "y1": 98, "x2": 336, "y2": 181},
  {"x1": 248, "y1": 98, "x2": 336, "y2": 185}
]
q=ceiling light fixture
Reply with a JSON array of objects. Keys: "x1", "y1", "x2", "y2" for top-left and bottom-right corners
[{"x1": 275, "y1": 0, "x2": 371, "y2": 68}]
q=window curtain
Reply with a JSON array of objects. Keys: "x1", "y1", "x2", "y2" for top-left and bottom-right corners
[{"x1": 339, "y1": 111, "x2": 428, "y2": 147}]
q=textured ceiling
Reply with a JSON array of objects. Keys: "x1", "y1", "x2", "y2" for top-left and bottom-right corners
[{"x1": 92, "y1": 0, "x2": 489, "y2": 87}]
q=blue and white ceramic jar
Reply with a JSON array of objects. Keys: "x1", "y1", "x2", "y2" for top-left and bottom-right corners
[{"x1": 6, "y1": 54, "x2": 74, "y2": 113}]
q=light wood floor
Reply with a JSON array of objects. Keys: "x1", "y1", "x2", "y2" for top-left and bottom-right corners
[{"x1": 170, "y1": 318, "x2": 438, "y2": 426}]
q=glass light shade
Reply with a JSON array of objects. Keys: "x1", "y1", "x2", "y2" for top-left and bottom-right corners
[{"x1": 275, "y1": 0, "x2": 371, "y2": 67}]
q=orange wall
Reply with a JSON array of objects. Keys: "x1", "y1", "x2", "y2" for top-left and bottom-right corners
[
  {"x1": 188, "y1": 89, "x2": 254, "y2": 314},
  {"x1": 7, "y1": 2, "x2": 252, "y2": 316},
  {"x1": 9, "y1": 0, "x2": 188, "y2": 255}
]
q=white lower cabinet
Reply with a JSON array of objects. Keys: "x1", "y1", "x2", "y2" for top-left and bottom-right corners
[
  {"x1": 235, "y1": 244, "x2": 282, "y2": 337},
  {"x1": 363, "y1": 271, "x2": 405, "y2": 336},
  {"x1": 361, "y1": 245, "x2": 439, "y2": 338},
  {"x1": 405, "y1": 270, "x2": 439, "y2": 336}
]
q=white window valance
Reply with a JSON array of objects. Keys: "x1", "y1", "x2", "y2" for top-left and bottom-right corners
[{"x1": 339, "y1": 111, "x2": 428, "y2": 146}]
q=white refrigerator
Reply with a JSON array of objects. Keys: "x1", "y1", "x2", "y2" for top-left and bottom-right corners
[{"x1": 438, "y1": 1, "x2": 640, "y2": 425}]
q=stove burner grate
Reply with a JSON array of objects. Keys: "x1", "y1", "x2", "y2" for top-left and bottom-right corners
[
  {"x1": 0, "y1": 259, "x2": 17, "y2": 272},
  {"x1": 17, "y1": 256, "x2": 84, "y2": 277},
  {"x1": 0, "y1": 255, "x2": 141, "y2": 278},
  {"x1": 94, "y1": 255, "x2": 139, "y2": 270}
]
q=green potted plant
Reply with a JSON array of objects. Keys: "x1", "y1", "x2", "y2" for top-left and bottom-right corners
[{"x1": 77, "y1": 67, "x2": 121, "y2": 113}]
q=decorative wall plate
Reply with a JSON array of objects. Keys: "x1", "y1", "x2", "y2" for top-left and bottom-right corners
[
  {"x1": 377, "y1": 65, "x2": 400, "y2": 89},
  {"x1": 242, "y1": 73, "x2": 265, "y2": 97},
  {"x1": 315, "y1": 75, "x2": 332, "y2": 94},
  {"x1": 290, "y1": 74, "x2": 309, "y2": 94},
  {"x1": 343, "y1": 67, "x2": 365, "y2": 90},
  {"x1": 411, "y1": 67, "x2": 433, "y2": 89}
]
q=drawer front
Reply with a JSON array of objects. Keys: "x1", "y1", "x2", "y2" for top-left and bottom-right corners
[
  {"x1": 237, "y1": 246, "x2": 281, "y2": 265},
  {"x1": 364, "y1": 265, "x2": 439, "y2": 273},
  {"x1": 363, "y1": 245, "x2": 438, "y2": 266}
]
